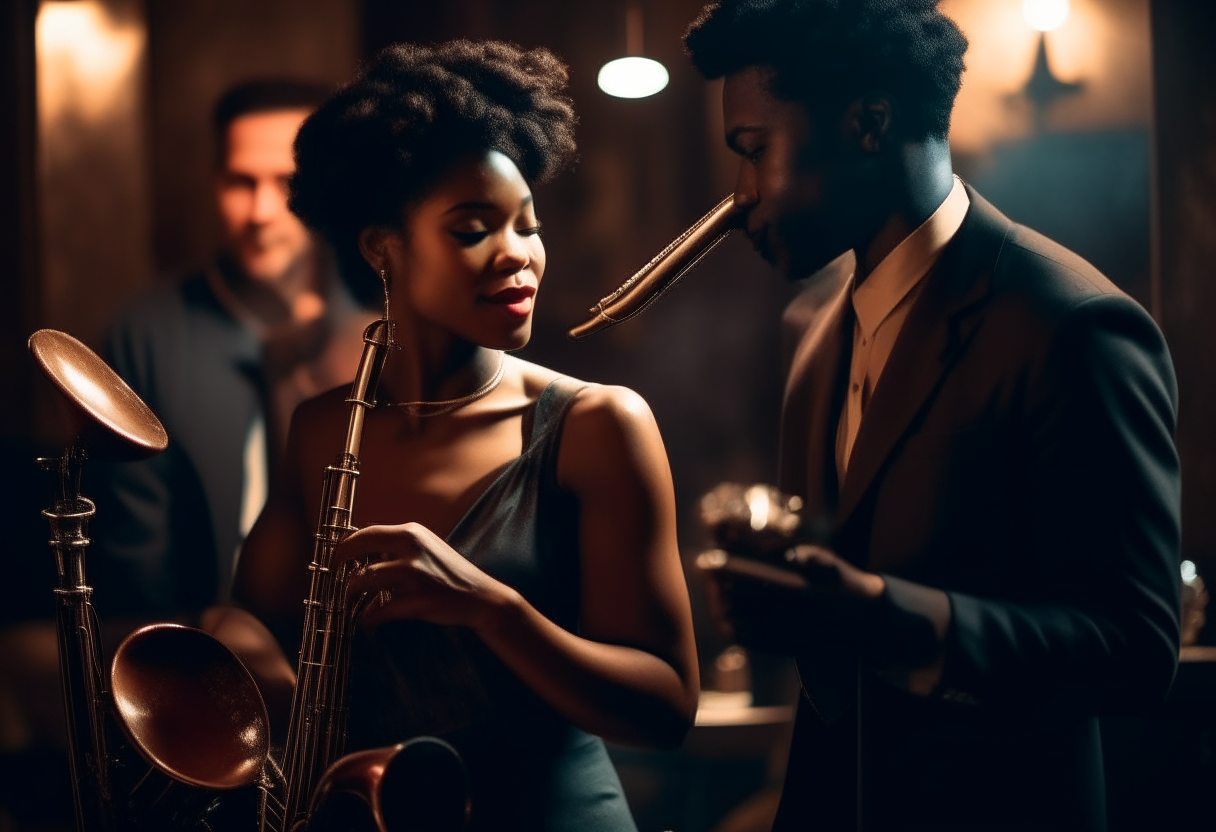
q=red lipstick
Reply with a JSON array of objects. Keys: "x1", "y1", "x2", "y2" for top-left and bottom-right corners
[{"x1": 484, "y1": 285, "x2": 536, "y2": 318}]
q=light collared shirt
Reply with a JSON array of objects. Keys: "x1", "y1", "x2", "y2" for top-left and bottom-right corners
[{"x1": 836, "y1": 176, "x2": 971, "y2": 479}]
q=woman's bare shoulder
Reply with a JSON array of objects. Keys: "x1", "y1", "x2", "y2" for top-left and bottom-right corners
[
  {"x1": 509, "y1": 357, "x2": 653, "y2": 422},
  {"x1": 554, "y1": 384, "x2": 667, "y2": 494}
]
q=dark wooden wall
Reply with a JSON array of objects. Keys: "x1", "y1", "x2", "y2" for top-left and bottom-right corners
[
  {"x1": 1152, "y1": 0, "x2": 1216, "y2": 587},
  {"x1": 146, "y1": 0, "x2": 359, "y2": 276},
  {"x1": 0, "y1": 0, "x2": 40, "y2": 440}
]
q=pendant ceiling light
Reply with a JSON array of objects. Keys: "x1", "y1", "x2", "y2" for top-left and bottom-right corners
[
  {"x1": 597, "y1": 3, "x2": 668, "y2": 99},
  {"x1": 1023, "y1": 0, "x2": 1070, "y2": 32}
]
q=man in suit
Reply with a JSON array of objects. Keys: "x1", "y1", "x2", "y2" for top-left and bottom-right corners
[{"x1": 685, "y1": 2, "x2": 1181, "y2": 829}]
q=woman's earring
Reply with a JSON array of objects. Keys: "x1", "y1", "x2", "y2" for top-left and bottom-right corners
[
  {"x1": 378, "y1": 268, "x2": 399, "y2": 349},
  {"x1": 379, "y1": 269, "x2": 391, "y2": 320}
]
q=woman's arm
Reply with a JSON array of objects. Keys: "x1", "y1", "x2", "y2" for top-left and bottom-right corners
[{"x1": 342, "y1": 384, "x2": 700, "y2": 749}]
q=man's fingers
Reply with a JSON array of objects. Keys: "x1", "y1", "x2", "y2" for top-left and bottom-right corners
[{"x1": 785, "y1": 545, "x2": 843, "y2": 584}]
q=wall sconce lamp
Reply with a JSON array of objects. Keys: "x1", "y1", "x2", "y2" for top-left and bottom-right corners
[
  {"x1": 597, "y1": 3, "x2": 669, "y2": 99},
  {"x1": 1021, "y1": 0, "x2": 1083, "y2": 111}
]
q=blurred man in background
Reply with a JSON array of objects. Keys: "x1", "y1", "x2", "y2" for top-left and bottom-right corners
[{"x1": 92, "y1": 80, "x2": 376, "y2": 617}]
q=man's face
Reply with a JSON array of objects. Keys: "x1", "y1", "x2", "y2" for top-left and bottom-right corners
[
  {"x1": 722, "y1": 67, "x2": 858, "y2": 279},
  {"x1": 215, "y1": 109, "x2": 312, "y2": 284}
]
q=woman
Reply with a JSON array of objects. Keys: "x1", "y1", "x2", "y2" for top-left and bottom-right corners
[{"x1": 233, "y1": 41, "x2": 699, "y2": 830}]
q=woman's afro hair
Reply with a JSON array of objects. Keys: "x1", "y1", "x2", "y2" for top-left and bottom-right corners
[
  {"x1": 685, "y1": 0, "x2": 968, "y2": 140},
  {"x1": 289, "y1": 40, "x2": 578, "y2": 305}
]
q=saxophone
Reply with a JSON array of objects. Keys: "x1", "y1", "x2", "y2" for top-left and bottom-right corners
[
  {"x1": 267, "y1": 313, "x2": 392, "y2": 831},
  {"x1": 266, "y1": 297, "x2": 468, "y2": 832},
  {"x1": 30, "y1": 320, "x2": 466, "y2": 832}
]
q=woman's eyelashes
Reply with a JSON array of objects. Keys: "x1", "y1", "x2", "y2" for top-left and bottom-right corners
[
  {"x1": 448, "y1": 222, "x2": 543, "y2": 247},
  {"x1": 449, "y1": 229, "x2": 489, "y2": 246}
]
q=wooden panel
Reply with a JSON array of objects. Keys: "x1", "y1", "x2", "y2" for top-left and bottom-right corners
[
  {"x1": 35, "y1": 0, "x2": 154, "y2": 348},
  {"x1": 146, "y1": 0, "x2": 360, "y2": 276},
  {"x1": 1152, "y1": 0, "x2": 1216, "y2": 581},
  {"x1": 0, "y1": 0, "x2": 39, "y2": 438}
]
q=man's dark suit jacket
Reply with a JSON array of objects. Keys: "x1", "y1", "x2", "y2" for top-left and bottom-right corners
[
  {"x1": 89, "y1": 270, "x2": 264, "y2": 616},
  {"x1": 772, "y1": 187, "x2": 1181, "y2": 831}
]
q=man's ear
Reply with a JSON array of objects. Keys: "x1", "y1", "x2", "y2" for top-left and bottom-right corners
[
  {"x1": 851, "y1": 94, "x2": 893, "y2": 154},
  {"x1": 357, "y1": 226, "x2": 399, "y2": 275}
]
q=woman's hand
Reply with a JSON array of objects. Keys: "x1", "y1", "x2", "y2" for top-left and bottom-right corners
[{"x1": 340, "y1": 523, "x2": 517, "y2": 631}]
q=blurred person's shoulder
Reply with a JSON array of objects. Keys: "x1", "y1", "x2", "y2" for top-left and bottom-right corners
[
  {"x1": 108, "y1": 263, "x2": 235, "y2": 341},
  {"x1": 104, "y1": 261, "x2": 253, "y2": 385}
]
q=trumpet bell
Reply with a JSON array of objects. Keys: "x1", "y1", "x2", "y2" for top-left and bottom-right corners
[
  {"x1": 111, "y1": 623, "x2": 271, "y2": 790},
  {"x1": 308, "y1": 737, "x2": 470, "y2": 832},
  {"x1": 28, "y1": 328, "x2": 168, "y2": 459}
]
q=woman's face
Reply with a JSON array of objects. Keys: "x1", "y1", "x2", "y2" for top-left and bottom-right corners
[{"x1": 387, "y1": 149, "x2": 545, "y2": 351}]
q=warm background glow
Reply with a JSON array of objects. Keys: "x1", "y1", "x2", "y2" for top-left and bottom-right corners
[
  {"x1": 36, "y1": 1, "x2": 144, "y2": 123},
  {"x1": 35, "y1": 0, "x2": 154, "y2": 345},
  {"x1": 598, "y1": 56, "x2": 669, "y2": 99},
  {"x1": 942, "y1": 0, "x2": 1151, "y2": 154},
  {"x1": 1023, "y1": 0, "x2": 1071, "y2": 32}
]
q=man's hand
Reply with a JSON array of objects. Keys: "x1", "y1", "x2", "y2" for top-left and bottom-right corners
[
  {"x1": 783, "y1": 544, "x2": 886, "y2": 601},
  {"x1": 697, "y1": 544, "x2": 886, "y2": 654}
]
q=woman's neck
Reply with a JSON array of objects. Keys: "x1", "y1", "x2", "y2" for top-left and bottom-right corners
[{"x1": 380, "y1": 321, "x2": 502, "y2": 408}]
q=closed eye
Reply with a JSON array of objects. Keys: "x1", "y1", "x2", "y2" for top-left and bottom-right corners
[
  {"x1": 450, "y1": 230, "x2": 488, "y2": 246},
  {"x1": 450, "y1": 224, "x2": 543, "y2": 246}
]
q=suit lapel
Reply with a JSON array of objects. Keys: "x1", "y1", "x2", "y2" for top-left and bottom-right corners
[
  {"x1": 835, "y1": 187, "x2": 1013, "y2": 533},
  {"x1": 779, "y1": 263, "x2": 853, "y2": 522}
]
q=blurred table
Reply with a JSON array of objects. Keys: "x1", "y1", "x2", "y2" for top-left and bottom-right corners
[{"x1": 610, "y1": 695, "x2": 794, "y2": 832}]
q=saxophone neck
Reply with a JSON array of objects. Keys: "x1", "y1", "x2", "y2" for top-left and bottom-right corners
[{"x1": 342, "y1": 318, "x2": 394, "y2": 458}]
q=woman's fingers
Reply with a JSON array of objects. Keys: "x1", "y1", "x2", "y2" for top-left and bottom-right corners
[
  {"x1": 338, "y1": 522, "x2": 423, "y2": 560},
  {"x1": 346, "y1": 556, "x2": 401, "y2": 597}
]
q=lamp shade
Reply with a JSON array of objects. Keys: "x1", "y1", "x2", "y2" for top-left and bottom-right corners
[
  {"x1": 1023, "y1": 0, "x2": 1070, "y2": 32},
  {"x1": 597, "y1": 56, "x2": 668, "y2": 99}
]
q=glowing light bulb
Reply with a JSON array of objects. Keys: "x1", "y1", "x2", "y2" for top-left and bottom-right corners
[
  {"x1": 597, "y1": 57, "x2": 668, "y2": 99},
  {"x1": 1023, "y1": 0, "x2": 1070, "y2": 32}
]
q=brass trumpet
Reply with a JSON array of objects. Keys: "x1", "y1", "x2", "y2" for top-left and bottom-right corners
[
  {"x1": 29, "y1": 329, "x2": 273, "y2": 831},
  {"x1": 567, "y1": 195, "x2": 742, "y2": 339}
]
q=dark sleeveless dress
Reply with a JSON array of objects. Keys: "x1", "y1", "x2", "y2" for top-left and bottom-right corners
[{"x1": 346, "y1": 378, "x2": 638, "y2": 831}]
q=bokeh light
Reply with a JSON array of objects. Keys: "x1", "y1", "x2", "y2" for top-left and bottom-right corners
[
  {"x1": 597, "y1": 57, "x2": 669, "y2": 100},
  {"x1": 1023, "y1": 0, "x2": 1071, "y2": 32}
]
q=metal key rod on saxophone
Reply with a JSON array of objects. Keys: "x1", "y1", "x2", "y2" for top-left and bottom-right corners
[
  {"x1": 275, "y1": 317, "x2": 394, "y2": 832},
  {"x1": 30, "y1": 329, "x2": 273, "y2": 832},
  {"x1": 567, "y1": 195, "x2": 742, "y2": 340},
  {"x1": 41, "y1": 447, "x2": 116, "y2": 832}
]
